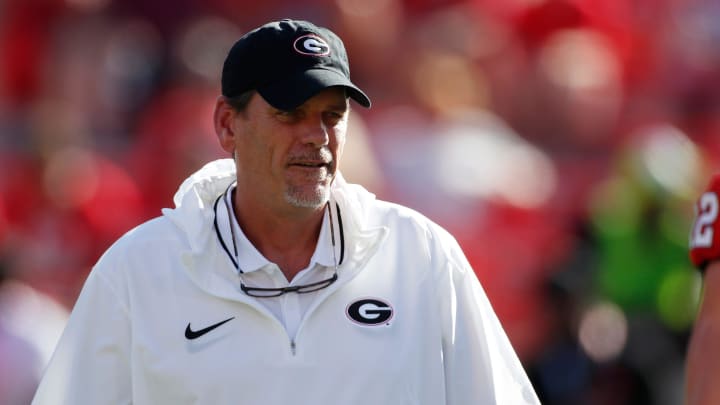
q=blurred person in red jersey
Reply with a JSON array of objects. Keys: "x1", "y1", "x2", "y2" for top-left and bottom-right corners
[{"x1": 687, "y1": 174, "x2": 720, "y2": 405}]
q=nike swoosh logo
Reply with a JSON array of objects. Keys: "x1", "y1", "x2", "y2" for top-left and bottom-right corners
[{"x1": 185, "y1": 317, "x2": 235, "y2": 340}]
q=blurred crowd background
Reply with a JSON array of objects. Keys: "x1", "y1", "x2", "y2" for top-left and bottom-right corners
[{"x1": 1, "y1": 0, "x2": 719, "y2": 403}]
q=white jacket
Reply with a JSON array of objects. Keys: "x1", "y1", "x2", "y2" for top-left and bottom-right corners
[{"x1": 33, "y1": 159, "x2": 540, "y2": 404}]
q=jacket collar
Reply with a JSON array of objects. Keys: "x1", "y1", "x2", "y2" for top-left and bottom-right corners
[{"x1": 163, "y1": 159, "x2": 388, "y2": 300}]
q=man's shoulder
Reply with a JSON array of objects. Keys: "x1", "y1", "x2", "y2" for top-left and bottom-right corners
[
  {"x1": 373, "y1": 198, "x2": 445, "y2": 229},
  {"x1": 365, "y1": 198, "x2": 458, "y2": 247},
  {"x1": 99, "y1": 216, "x2": 186, "y2": 262},
  {"x1": 365, "y1": 198, "x2": 471, "y2": 278},
  {"x1": 118, "y1": 215, "x2": 183, "y2": 245}
]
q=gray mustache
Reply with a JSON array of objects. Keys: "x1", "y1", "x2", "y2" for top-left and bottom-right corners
[{"x1": 287, "y1": 149, "x2": 332, "y2": 165}]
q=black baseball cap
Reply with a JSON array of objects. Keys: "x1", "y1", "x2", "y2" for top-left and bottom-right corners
[{"x1": 221, "y1": 19, "x2": 371, "y2": 110}]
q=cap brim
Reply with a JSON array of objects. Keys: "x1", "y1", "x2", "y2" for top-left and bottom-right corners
[{"x1": 257, "y1": 68, "x2": 371, "y2": 111}]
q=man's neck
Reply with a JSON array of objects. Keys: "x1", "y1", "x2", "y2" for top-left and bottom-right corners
[{"x1": 232, "y1": 191, "x2": 325, "y2": 281}]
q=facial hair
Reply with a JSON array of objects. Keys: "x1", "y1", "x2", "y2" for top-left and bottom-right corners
[{"x1": 284, "y1": 148, "x2": 334, "y2": 208}]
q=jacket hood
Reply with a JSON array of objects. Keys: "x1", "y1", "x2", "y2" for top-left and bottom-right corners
[{"x1": 162, "y1": 159, "x2": 237, "y2": 255}]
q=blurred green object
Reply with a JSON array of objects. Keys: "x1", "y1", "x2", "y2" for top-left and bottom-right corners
[
  {"x1": 657, "y1": 268, "x2": 701, "y2": 331},
  {"x1": 590, "y1": 147, "x2": 701, "y2": 331}
]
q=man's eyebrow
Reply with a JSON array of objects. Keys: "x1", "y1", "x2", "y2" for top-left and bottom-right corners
[{"x1": 269, "y1": 105, "x2": 296, "y2": 114}]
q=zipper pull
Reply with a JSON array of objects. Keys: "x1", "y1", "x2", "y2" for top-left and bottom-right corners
[{"x1": 290, "y1": 340, "x2": 296, "y2": 356}]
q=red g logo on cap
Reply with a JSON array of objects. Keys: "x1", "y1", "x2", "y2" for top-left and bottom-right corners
[{"x1": 293, "y1": 34, "x2": 330, "y2": 56}]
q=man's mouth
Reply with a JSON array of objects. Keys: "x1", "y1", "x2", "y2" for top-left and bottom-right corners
[
  {"x1": 289, "y1": 160, "x2": 331, "y2": 169},
  {"x1": 288, "y1": 150, "x2": 333, "y2": 170}
]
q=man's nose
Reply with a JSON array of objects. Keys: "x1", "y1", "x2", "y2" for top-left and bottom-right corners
[{"x1": 299, "y1": 115, "x2": 329, "y2": 147}]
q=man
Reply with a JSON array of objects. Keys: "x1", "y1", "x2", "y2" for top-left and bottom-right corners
[
  {"x1": 687, "y1": 174, "x2": 720, "y2": 405},
  {"x1": 33, "y1": 19, "x2": 539, "y2": 404}
]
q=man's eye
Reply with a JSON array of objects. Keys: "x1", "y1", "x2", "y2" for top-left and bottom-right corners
[
  {"x1": 324, "y1": 111, "x2": 345, "y2": 121},
  {"x1": 276, "y1": 110, "x2": 299, "y2": 121}
]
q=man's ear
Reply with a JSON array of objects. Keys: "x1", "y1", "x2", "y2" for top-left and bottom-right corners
[{"x1": 214, "y1": 96, "x2": 240, "y2": 155}]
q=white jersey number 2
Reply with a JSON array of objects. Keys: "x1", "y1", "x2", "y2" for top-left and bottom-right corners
[{"x1": 692, "y1": 192, "x2": 719, "y2": 248}]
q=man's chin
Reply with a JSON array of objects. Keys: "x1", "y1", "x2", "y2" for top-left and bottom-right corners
[{"x1": 284, "y1": 186, "x2": 330, "y2": 209}]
